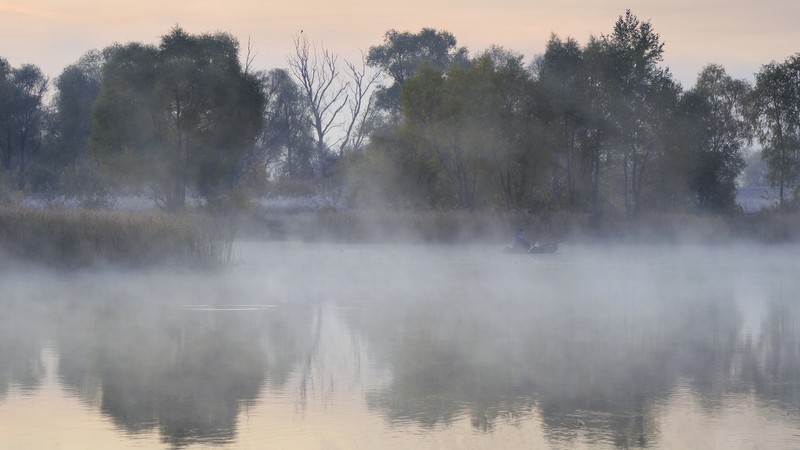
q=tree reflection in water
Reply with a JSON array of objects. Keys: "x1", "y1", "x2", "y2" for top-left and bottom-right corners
[
  {"x1": 60, "y1": 302, "x2": 317, "y2": 447},
  {"x1": 1, "y1": 246, "x2": 800, "y2": 448},
  {"x1": 0, "y1": 296, "x2": 47, "y2": 397},
  {"x1": 0, "y1": 270, "x2": 318, "y2": 448},
  {"x1": 746, "y1": 293, "x2": 800, "y2": 415},
  {"x1": 344, "y1": 265, "x2": 799, "y2": 448}
]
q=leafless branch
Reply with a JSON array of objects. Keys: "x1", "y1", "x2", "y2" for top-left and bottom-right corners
[
  {"x1": 340, "y1": 51, "x2": 381, "y2": 154},
  {"x1": 244, "y1": 36, "x2": 258, "y2": 75},
  {"x1": 287, "y1": 34, "x2": 380, "y2": 174}
]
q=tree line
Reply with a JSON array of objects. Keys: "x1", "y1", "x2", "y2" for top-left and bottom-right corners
[{"x1": 0, "y1": 11, "x2": 798, "y2": 215}]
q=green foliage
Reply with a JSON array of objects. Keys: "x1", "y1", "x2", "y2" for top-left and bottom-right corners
[
  {"x1": 0, "y1": 59, "x2": 48, "y2": 190},
  {"x1": 24, "y1": 50, "x2": 111, "y2": 197},
  {"x1": 91, "y1": 27, "x2": 265, "y2": 212},
  {"x1": 748, "y1": 54, "x2": 800, "y2": 209},
  {"x1": 248, "y1": 68, "x2": 315, "y2": 180},
  {"x1": 360, "y1": 12, "x2": 739, "y2": 216},
  {"x1": 684, "y1": 65, "x2": 751, "y2": 212},
  {"x1": 367, "y1": 28, "x2": 469, "y2": 113},
  {"x1": 368, "y1": 53, "x2": 543, "y2": 210},
  {"x1": 53, "y1": 51, "x2": 105, "y2": 168},
  {"x1": 591, "y1": 11, "x2": 678, "y2": 216},
  {"x1": 535, "y1": 35, "x2": 596, "y2": 209},
  {"x1": 4, "y1": 12, "x2": 797, "y2": 222}
]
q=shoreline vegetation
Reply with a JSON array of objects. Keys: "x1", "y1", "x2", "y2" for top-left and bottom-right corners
[
  {"x1": 2, "y1": 203, "x2": 798, "y2": 269},
  {"x1": 2, "y1": 17, "x2": 798, "y2": 268},
  {"x1": 301, "y1": 208, "x2": 800, "y2": 244},
  {"x1": 0, "y1": 206, "x2": 235, "y2": 269}
]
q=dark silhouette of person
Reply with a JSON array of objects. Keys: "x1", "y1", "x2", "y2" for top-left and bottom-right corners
[{"x1": 514, "y1": 229, "x2": 531, "y2": 249}]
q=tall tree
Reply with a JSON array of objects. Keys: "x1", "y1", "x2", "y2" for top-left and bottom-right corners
[
  {"x1": 91, "y1": 27, "x2": 265, "y2": 211},
  {"x1": 0, "y1": 63, "x2": 48, "y2": 190},
  {"x1": 388, "y1": 52, "x2": 539, "y2": 210},
  {"x1": 395, "y1": 62, "x2": 449, "y2": 207},
  {"x1": 484, "y1": 47, "x2": 541, "y2": 210},
  {"x1": 53, "y1": 50, "x2": 106, "y2": 170},
  {"x1": 687, "y1": 64, "x2": 751, "y2": 211},
  {"x1": 536, "y1": 35, "x2": 591, "y2": 209},
  {"x1": 367, "y1": 28, "x2": 469, "y2": 113},
  {"x1": 253, "y1": 68, "x2": 315, "y2": 180},
  {"x1": 0, "y1": 58, "x2": 14, "y2": 175},
  {"x1": 288, "y1": 34, "x2": 379, "y2": 177},
  {"x1": 749, "y1": 54, "x2": 800, "y2": 209},
  {"x1": 589, "y1": 10, "x2": 675, "y2": 216},
  {"x1": 28, "y1": 49, "x2": 112, "y2": 195}
]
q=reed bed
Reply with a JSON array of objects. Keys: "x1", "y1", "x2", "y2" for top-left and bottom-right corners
[{"x1": 0, "y1": 207, "x2": 234, "y2": 268}]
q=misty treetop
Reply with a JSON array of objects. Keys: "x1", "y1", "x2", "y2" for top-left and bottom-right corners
[
  {"x1": 367, "y1": 28, "x2": 470, "y2": 113},
  {"x1": 0, "y1": 11, "x2": 798, "y2": 215},
  {"x1": 0, "y1": 59, "x2": 48, "y2": 191},
  {"x1": 358, "y1": 12, "x2": 760, "y2": 215},
  {"x1": 749, "y1": 54, "x2": 800, "y2": 210},
  {"x1": 90, "y1": 27, "x2": 265, "y2": 212}
]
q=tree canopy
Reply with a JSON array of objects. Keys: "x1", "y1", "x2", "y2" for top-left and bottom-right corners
[
  {"x1": 3, "y1": 13, "x2": 798, "y2": 217},
  {"x1": 367, "y1": 28, "x2": 469, "y2": 114},
  {"x1": 358, "y1": 11, "x2": 763, "y2": 215},
  {"x1": 0, "y1": 59, "x2": 48, "y2": 191},
  {"x1": 91, "y1": 27, "x2": 264, "y2": 211},
  {"x1": 749, "y1": 54, "x2": 800, "y2": 209}
]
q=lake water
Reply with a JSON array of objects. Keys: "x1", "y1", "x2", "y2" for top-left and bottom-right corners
[{"x1": 1, "y1": 241, "x2": 799, "y2": 449}]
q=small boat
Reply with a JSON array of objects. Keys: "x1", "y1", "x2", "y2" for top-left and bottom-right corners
[{"x1": 503, "y1": 240, "x2": 562, "y2": 254}]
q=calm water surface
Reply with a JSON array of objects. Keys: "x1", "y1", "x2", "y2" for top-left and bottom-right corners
[{"x1": 1, "y1": 242, "x2": 799, "y2": 449}]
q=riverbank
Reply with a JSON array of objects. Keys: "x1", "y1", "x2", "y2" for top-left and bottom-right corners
[
  {"x1": 2, "y1": 204, "x2": 797, "y2": 269},
  {"x1": 240, "y1": 207, "x2": 800, "y2": 245}
]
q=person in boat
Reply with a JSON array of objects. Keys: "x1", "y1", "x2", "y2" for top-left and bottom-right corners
[{"x1": 514, "y1": 229, "x2": 531, "y2": 250}]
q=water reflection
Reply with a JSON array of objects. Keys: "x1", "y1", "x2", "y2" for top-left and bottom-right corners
[
  {"x1": 345, "y1": 276, "x2": 746, "y2": 447},
  {"x1": 336, "y1": 248, "x2": 800, "y2": 448},
  {"x1": 0, "y1": 296, "x2": 47, "y2": 397},
  {"x1": 1, "y1": 244, "x2": 799, "y2": 448},
  {"x1": 0, "y1": 269, "x2": 323, "y2": 448},
  {"x1": 746, "y1": 294, "x2": 800, "y2": 415}
]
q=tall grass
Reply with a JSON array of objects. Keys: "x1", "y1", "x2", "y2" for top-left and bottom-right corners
[{"x1": 0, "y1": 207, "x2": 235, "y2": 268}]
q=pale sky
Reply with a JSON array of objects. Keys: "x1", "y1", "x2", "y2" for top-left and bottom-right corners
[{"x1": 1, "y1": 0, "x2": 798, "y2": 88}]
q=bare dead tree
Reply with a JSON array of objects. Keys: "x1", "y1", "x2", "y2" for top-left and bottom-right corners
[
  {"x1": 288, "y1": 34, "x2": 348, "y2": 173},
  {"x1": 244, "y1": 37, "x2": 258, "y2": 75},
  {"x1": 287, "y1": 34, "x2": 381, "y2": 177},
  {"x1": 340, "y1": 52, "x2": 381, "y2": 155}
]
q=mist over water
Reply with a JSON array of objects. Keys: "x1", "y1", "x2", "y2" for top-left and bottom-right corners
[{"x1": 1, "y1": 241, "x2": 799, "y2": 449}]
